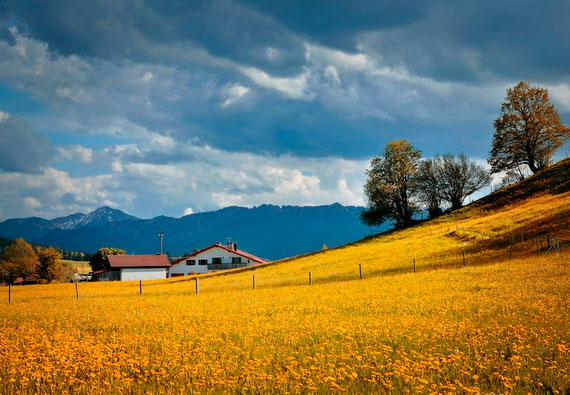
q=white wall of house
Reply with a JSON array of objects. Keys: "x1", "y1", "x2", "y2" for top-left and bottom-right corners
[
  {"x1": 169, "y1": 246, "x2": 255, "y2": 277},
  {"x1": 120, "y1": 268, "x2": 168, "y2": 281}
]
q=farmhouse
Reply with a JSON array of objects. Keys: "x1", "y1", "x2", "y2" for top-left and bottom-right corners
[
  {"x1": 92, "y1": 254, "x2": 171, "y2": 282},
  {"x1": 169, "y1": 241, "x2": 266, "y2": 277}
]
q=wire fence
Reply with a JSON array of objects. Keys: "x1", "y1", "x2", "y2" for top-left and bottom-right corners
[{"x1": 3, "y1": 231, "x2": 566, "y2": 304}]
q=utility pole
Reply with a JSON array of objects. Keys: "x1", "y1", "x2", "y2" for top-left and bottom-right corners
[{"x1": 158, "y1": 232, "x2": 164, "y2": 255}]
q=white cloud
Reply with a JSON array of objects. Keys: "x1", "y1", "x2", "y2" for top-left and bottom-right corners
[
  {"x1": 305, "y1": 43, "x2": 372, "y2": 72},
  {"x1": 221, "y1": 84, "x2": 250, "y2": 108},
  {"x1": 99, "y1": 140, "x2": 371, "y2": 216},
  {"x1": 211, "y1": 192, "x2": 244, "y2": 207},
  {"x1": 239, "y1": 66, "x2": 314, "y2": 100},
  {"x1": 0, "y1": 167, "x2": 134, "y2": 220},
  {"x1": 0, "y1": 111, "x2": 9, "y2": 122},
  {"x1": 57, "y1": 145, "x2": 93, "y2": 164},
  {"x1": 549, "y1": 83, "x2": 570, "y2": 112},
  {"x1": 183, "y1": 207, "x2": 194, "y2": 216},
  {"x1": 0, "y1": 136, "x2": 370, "y2": 219},
  {"x1": 324, "y1": 65, "x2": 341, "y2": 87},
  {"x1": 24, "y1": 197, "x2": 42, "y2": 209}
]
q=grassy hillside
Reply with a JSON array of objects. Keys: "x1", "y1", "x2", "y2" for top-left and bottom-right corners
[{"x1": 0, "y1": 159, "x2": 569, "y2": 393}]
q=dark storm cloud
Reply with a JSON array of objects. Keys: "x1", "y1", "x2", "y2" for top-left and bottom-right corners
[
  {"x1": 242, "y1": 0, "x2": 430, "y2": 50},
  {"x1": 0, "y1": 112, "x2": 53, "y2": 173},
  {"x1": 0, "y1": 0, "x2": 306, "y2": 75},
  {"x1": 3, "y1": 0, "x2": 568, "y2": 84},
  {"x1": 359, "y1": 0, "x2": 570, "y2": 83}
]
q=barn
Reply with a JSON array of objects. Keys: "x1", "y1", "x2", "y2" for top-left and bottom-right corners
[{"x1": 91, "y1": 254, "x2": 171, "y2": 282}]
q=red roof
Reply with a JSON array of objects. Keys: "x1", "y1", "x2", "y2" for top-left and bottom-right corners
[
  {"x1": 107, "y1": 254, "x2": 171, "y2": 268},
  {"x1": 171, "y1": 243, "x2": 266, "y2": 265}
]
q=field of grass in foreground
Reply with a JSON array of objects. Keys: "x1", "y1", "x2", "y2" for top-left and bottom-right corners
[{"x1": 0, "y1": 159, "x2": 569, "y2": 393}]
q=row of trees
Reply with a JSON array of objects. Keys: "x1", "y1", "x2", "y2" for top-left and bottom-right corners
[
  {"x1": 362, "y1": 140, "x2": 490, "y2": 227},
  {"x1": 0, "y1": 239, "x2": 71, "y2": 284},
  {"x1": 0, "y1": 240, "x2": 128, "y2": 284},
  {"x1": 363, "y1": 81, "x2": 570, "y2": 228}
]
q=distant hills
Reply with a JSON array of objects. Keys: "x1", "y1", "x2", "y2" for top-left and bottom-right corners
[{"x1": 0, "y1": 204, "x2": 387, "y2": 260}]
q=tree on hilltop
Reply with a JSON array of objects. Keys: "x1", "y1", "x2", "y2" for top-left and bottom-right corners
[
  {"x1": 362, "y1": 139, "x2": 421, "y2": 227},
  {"x1": 437, "y1": 154, "x2": 490, "y2": 210},
  {"x1": 416, "y1": 158, "x2": 443, "y2": 218},
  {"x1": 416, "y1": 154, "x2": 490, "y2": 215},
  {"x1": 89, "y1": 247, "x2": 126, "y2": 272},
  {"x1": 489, "y1": 81, "x2": 570, "y2": 175}
]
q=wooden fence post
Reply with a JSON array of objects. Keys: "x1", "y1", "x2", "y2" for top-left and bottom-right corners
[
  {"x1": 509, "y1": 245, "x2": 513, "y2": 260},
  {"x1": 139, "y1": 280, "x2": 143, "y2": 295},
  {"x1": 252, "y1": 274, "x2": 256, "y2": 290},
  {"x1": 309, "y1": 272, "x2": 312, "y2": 285},
  {"x1": 8, "y1": 284, "x2": 11, "y2": 304},
  {"x1": 359, "y1": 264, "x2": 363, "y2": 280},
  {"x1": 511, "y1": 234, "x2": 515, "y2": 245},
  {"x1": 413, "y1": 258, "x2": 416, "y2": 273},
  {"x1": 536, "y1": 238, "x2": 540, "y2": 254},
  {"x1": 75, "y1": 282, "x2": 79, "y2": 300},
  {"x1": 462, "y1": 251, "x2": 466, "y2": 267},
  {"x1": 195, "y1": 278, "x2": 199, "y2": 295}
]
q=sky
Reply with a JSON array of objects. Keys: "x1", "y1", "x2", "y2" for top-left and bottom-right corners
[{"x1": 0, "y1": 0, "x2": 569, "y2": 220}]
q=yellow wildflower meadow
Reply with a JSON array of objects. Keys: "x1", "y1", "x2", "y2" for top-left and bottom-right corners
[{"x1": 0, "y1": 160, "x2": 569, "y2": 393}]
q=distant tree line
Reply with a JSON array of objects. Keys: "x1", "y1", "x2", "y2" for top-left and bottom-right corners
[
  {"x1": 363, "y1": 81, "x2": 569, "y2": 228},
  {"x1": 0, "y1": 238, "x2": 91, "y2": 284},
  {"x1": 0, "y1": 239, "x2": 64, "y2": 284}
]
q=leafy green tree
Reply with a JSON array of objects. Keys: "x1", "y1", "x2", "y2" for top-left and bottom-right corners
[
  {"x1": 37, "y1": 247, "x2": 63, "y2": 283},
  {"x1": 362, "y1": 139, "x2": 421, "y2": 227},
  {"x1": 0, "y1": 238, "x2": 38, "y2": 284},
  {"x1": 89, "y1": 247, "x2": 126, "y2": 272},
  {"x1": 489, "y1": 81, "x2": 570, "y2": 175}
]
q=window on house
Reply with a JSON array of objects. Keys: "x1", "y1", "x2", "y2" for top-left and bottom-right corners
[
  {"x1": 186, "y1": 259, "x2": 196, "y2": 266},
  {"x1": 232, "y1": 257, "x2": 242, "y2": 264},
  {"x1": 212, "y1": 257, "x2": 222, "y2": 264},
  {"x1": 198, "y1": 259, "x2": 207, "y2": 265}
]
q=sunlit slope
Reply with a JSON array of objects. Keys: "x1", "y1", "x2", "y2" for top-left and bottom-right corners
[
  {"x1": 0, "y1": 160, "x2": 569, "y2": 393},
  {"x1": 176, "y1": 157, "x2": 570, "y2": 292}
]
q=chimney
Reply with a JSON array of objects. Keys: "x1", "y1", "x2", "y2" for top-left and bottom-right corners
[{"x1": 233, "y1": 242, "x2": 238, "y2": 251}]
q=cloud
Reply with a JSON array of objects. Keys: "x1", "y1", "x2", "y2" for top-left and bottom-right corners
[
  {"x1": 183, "y1": 207, "x2": 194, "y2": 216},
  {"x1": 324, "y1": 65, "x2": 340, "y2": 87},
  {"x1": 2, "y1": 0, "x2": 307, "y2": 74},
  {"x1": 239, "y1": 66, "x2": 314, "y2": 100},
  {"x1": 0, "y1": 134, "x2": 370, "y2": 220},
  {"x1": 221, "y1": 84, "x2": 250, "y2": 108},
  {"x1": 57, "y1": 145, "x2": 93, "y2": 164},
  {"x1": 0, "y1": 167, "x2": 134, "y2": 220},
  {"x1": 0, "y1": 111, "x2": 52, "y2": 173},
  {"x1": 549, "y1": 83, "x2": 570, "y2": 113},
  {"x1": 1, "y1": 0, "x2": 569, "y2": 222},
  {"x1": 355, "y1": 1, "x2": 570, "y2": 83}
]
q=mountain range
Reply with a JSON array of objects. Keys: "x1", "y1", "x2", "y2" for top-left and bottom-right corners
[{"x1": 0, "y1": 205, "x2": 387, "y2": 260}]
